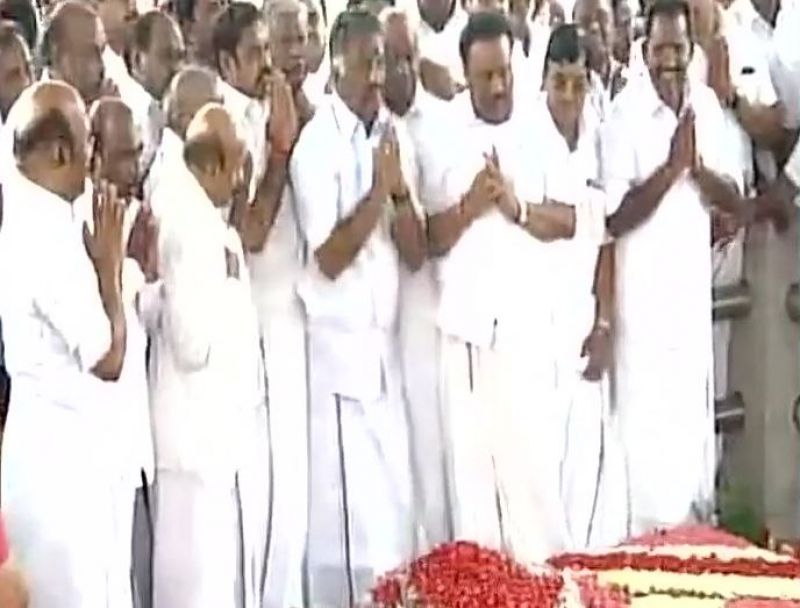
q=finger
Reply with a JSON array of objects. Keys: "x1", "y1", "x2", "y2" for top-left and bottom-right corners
[{"x1": 491, "y1": 146, "x2": 500, "y2": 169}]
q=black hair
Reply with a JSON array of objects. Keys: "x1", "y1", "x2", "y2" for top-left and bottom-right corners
[
  {"x1": 0, "y1": 0, "x2": 38, "y2": 53},
  {"x1": 458, "y1": 10, "x2": 513, "y2": 67},
  {"x1": 12, "y1": 106, "x2": 77, "y2": 160},
  {"x1": 541, "y1": 22, "x2": 589, "y2": 80},
  {"x1": 211, "y1": 2, "x2": 261, "y2": 72},
  {"x1": 645, "y1": 0, "x2": 691, "y2": 37},
  {"x1": 328, "y1": 7, "x2": 380, "y2": 60}
]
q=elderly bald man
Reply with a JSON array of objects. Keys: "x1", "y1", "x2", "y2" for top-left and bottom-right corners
[
  {"x1": 0, "y1": 81, "x2": 129, "y2": 608},
  {"x1": 148, "y1": 103, "x2": 265, "y2": 608},
  {"x1": 87, "y1": 96, "x2": 158, "y2": 608},
  {"x1": 144, "y1": 64, "x2": 221, "y2": 210}
]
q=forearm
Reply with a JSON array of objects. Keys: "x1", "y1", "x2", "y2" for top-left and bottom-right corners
[
  {"x1": 427, "y1": 196, "x2": 480, "y2": 257},
  {"x1": 607, "y1": 162, "x2": 677, "y2": 238},
  {"x1": 241, "y1": 151, "x2": 290, "y2": 253},
  {"x1": 391, "y1": 200, "x2": 427, "y2": 271},
  {"x1": 697, "y1": 168, "x2": 747, "y2": 220},
  {"x1": 314, "y1": 190, "x2": 384, "y2": 280},
  {"x1": 91, "y1": 270, "x2": 127, "y2": 381},
  {"x1": 735, "y1": 101, "x2": 784, "y2": 148},
  {"x1": 593, "y1": 243, "x2": 615, "y2": 324},
  {"x1": 522, "y1": 200, "x2": 576, "y2": 241}
]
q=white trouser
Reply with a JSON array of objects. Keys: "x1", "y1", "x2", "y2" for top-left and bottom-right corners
[
  {"x1": 306, "y1": 331, "x2": 413, "y2": 607},
  {"x1": 400, "y1": 316, "x2": 450, "y2": 553},
  {"x1": 152, "y1": 470, "x2": 244, "y2": 608},
  {"x1": 259, "y1": 308, "x2": 308, "y2": 608},
  {"x1": 440, "y1": 334, "x2": 569, "y2": 563},
  {"x1": 712, "y1": 231, "x2": 744, "y2": 399},
  {"x1": 616, "y1": 342, "x2": 716, "y2": 536}
]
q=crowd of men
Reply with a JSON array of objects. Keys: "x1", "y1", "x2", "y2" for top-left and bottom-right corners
[{"x1": 0, "y1": 0, "x2": 798, "y2": 602}]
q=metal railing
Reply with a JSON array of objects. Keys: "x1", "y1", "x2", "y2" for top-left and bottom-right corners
[{"x1": 713, "y1": 281, "x2": 752, "y2": 432}]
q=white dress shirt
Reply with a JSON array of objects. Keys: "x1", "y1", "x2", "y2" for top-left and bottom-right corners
[
  {"x1": 435, "y1": 92, "x2": 548, "y2": 350},
  {"x1": 149, "y1": 160, "x2": 264, "y2": 481},
  {"x1": 417, "y1": 8, "x2": 470, "y2": 89},
  {"x1": 303, "y1": 54, "x2": 331, "y2": 108},
  {"x1": 145, "y1": 126, "x2": 184, "y2": 214},
  {"x1": 291, "y1": 93, "x2": 400, "y2": 402},
  {"x1": 220, "y1": 80, "x2": 268, "y2": 189},
  {"x1": 602, "y1": 76, "x2": 740, "y2": 356}
]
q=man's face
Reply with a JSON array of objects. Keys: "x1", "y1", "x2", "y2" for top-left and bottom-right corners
[
  {"x1": 646, "y1": 12, "x2": 691, "y2": 105},
  {"x1": 383, "y1": 18, "x2": 417, "y2": 116},
  {"x1": 96, "y1": 119, "x2": 141, "y2": 199},
  {"x1": 304, "y1": 0, "x2": 325, "y2": 72},
  {"x1": 612, "y1": 0, "x2": 632, "y2": 64},
  {"x1": 418, "y1": 0, "x2": 454, "y2": 29},
  {"x1": 270, "y1": 11, "x2": 308, "y2": 90},
  {"x1": 0, "y1": 35, "x2": 31, "y2": 118},
  {"x1": 544, "y1": 57, "x2": 588, "y2": 128},
  {"x1": 223, "y1": 21, "x2": 270, "y2": 98},
  {"x1": 466, "y1": 36, "x2": 513, "y2": 124},
  {"x1": 61, "y1": 111, "x2": 91, "y2": 202},
  {"x1": 339, "y1": 32, "x2": 385, "y2": 121},
  {"x1": 55, "y1": 14, "x2": 106, "y2": 104},
  {"x1": 136, "y1": 16, "x2": 185, "y2": 99},
  {"x1": 95, "y1": 0, "x2": 135, "y2": 50},
  {"x1": 574, "y1": 0, "x2": 613, "y2": 72}
]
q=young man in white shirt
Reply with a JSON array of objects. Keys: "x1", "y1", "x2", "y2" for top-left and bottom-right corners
[
  {"x1": 148, "y1": 103, "x2": 265, "y2": 608},
  {"x1": 291, "y1": 9, "x2": 423, "y2": 604},
  {"x1": 381, "y1": 6, "x2": 451, "y2": 552},
  {"x1": 602, "y1": 0, "x2": 744, "y2": 535},
  {"x1": 0, "y1": 80, "x2": 129, "y2": 608},
  {"x1": 427, "y1": 11, "x2": 589, "y2": 562}
]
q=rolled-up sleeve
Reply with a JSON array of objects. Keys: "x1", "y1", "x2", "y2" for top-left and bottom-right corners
[
  {"x1": 160, "y1": 226, "x2": 214, "y2": 371},
  {"x1": 290, "y1": 125, "x2": 339, "y2": 251}
]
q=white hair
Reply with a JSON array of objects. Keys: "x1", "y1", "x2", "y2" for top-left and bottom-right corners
[{"x1": 264, "y1": 0, "x2": 308, "y2": 30}]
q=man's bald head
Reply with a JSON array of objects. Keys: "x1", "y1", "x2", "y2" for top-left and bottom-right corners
[
  {"x1": 13, "y1": 80, "x2": 89, "y2": 200},
  {"x1": 42, "y1": 1, "x2": 106, "y2": 104},
  {"x1": 184, "y1": 102, "x2": 246, "y2": 207},
  {"x1": 165, "y1": 64, "x2": 221, "y2": 137},
  {"x1": 89, "y1": 97, "x2": 140, "y2": 197}
]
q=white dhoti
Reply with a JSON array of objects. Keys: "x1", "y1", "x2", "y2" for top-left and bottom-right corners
[
  {"x1": 712, "y1": 231, "x2": 745, "y2": 400},
  {"x1": 400, "y1": 316, "x2": 450, "y2": 553},
  {"x1": 258, "y1": 306, "x2": 309, "y2": 608},
  {"x1": 306, "y1": 329, "x2": 413, "y2": 607},
  {"x1": 616, "y1": 342, "x2": 716, "y2": 536},
  {"x1": 1, "y1": 405, "x2": 130, "y2": 608},
  {"x1": 440, "y1": 333, "x2": 569, "y2": 563},
  {"x1": 152, "y1": 470, "x2": 245, "y2": 608}
]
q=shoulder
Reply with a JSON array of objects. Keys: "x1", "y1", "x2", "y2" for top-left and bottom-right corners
[
  {"x1": 691, "y1": 81, "x2": 727, "y2": 118},
  {"x1": 293, "y1": 100, "x2": 336, "y2": 161}
]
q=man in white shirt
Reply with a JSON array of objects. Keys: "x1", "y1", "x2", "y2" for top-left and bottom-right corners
[
  {"x1": 212, "y1": 2, "x2": 271, "y2": 185},
  {"x1": 416, "y1": 0, "x2": 469, "y2": 98},
  {"x1": 291, "y1": 9, "x2": 420, "y2": 604},
  {"x1": 126, "y1": 11, "x2": 186, "y2": 184},
  {"x1": 427, "y1": 11, "x2": 590, "y2": 562},
  {"x1": 0, "y1": 80, "x2": 129, "y2": 608},
  {"x1": 87, "y1": 98, "x2": 158, "y2": 608},
  {"x1": 602, "y1": 0, "x2": 744, "y2": 535},
  {"x1": 149, "y1": 103, "x2": 265, "y2": 608},
  {"x1": 39, "y1": 1, "x2": 115, "y2": 104},
  {"x1": 0, "y1": 24, "x2": 31, "y2": 127},
  {"x1": 380, "y1": 6, "x2": 451, "y2": 552},
  {"x1": 145, "y1": 65, "x2": 222, "y2": 210}
]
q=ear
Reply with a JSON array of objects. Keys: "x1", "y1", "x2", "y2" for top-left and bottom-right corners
[{"x1": 51, "y1": 138, "x2": 73, "y2": 168}]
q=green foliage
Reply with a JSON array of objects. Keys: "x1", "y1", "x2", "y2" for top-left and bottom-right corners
[{"x1": 717, "y1": 483, "x2": 763, "y2": 544}]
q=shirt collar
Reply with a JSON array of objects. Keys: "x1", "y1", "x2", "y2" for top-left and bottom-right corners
[
  {"x1": 330, "y1": 92, "x2": 390, "y2": 141},
  {"x1": 637, "y1": 71, "x2": 695, "y2": 118}
]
